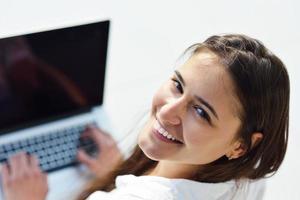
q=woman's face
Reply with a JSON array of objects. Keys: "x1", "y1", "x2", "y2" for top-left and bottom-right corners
[{"x1": 138, "y1": 50, "x2": 242, "y2": 165}]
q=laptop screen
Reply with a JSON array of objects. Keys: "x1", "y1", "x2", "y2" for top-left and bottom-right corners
[{"x1": 0, "y1": 20, "x2": 109, "y2": 134}]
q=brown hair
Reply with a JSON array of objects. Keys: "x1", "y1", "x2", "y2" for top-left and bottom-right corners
[{"x1": 77, "y1": 34, "x2": 289, "y2": 199}]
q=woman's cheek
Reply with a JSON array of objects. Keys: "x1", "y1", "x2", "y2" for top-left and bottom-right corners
[{"x1": 184, "y1": 125, "x2": 214, "y2": 147}]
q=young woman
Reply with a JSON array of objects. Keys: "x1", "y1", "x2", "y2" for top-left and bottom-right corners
[{"x1": 1, "y1": 34, "x2": 290, "y2": 200}]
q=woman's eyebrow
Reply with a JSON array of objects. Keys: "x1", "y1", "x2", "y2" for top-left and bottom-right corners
[
  {"x1": 174, "y1": 70, "x2": 185, "y2": 86},
  {"x1": 174, "y1": 70, "x2": 219, "y2": 120}
]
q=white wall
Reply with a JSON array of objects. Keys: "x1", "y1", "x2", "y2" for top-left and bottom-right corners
[{"x1": 0, "y1": 0, "x2": 299, "y2": 199}]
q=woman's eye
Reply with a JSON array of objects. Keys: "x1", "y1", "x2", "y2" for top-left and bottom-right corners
[
  {"x1": 172, "y1": 79, "x2": 183, "y2": 93},
  {"x1": 193, "y1": 106, "x2": 211, "y2": 123}
]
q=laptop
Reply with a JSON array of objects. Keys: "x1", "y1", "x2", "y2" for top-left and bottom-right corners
[{"x1": 0, "y1": 20, "x2": 111, "y2": 199}]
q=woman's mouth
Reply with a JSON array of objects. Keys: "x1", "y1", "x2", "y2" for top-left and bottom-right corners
[{"x1": 152, "y1": 119, "x2": 183, "y2": 144}]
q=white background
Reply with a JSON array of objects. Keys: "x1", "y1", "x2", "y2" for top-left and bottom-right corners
[{"x1": 0, "y1": 0, "x2": 299, "y2": 199}]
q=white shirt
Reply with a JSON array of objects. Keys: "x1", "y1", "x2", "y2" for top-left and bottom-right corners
[{"x1": 87, "y1": 174, "x2": 265, "y2": 200}]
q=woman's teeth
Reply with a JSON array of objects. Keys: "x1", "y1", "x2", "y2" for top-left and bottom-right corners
[{"x1": 154, "y1": 120, "x2": 178, "y2": 142}]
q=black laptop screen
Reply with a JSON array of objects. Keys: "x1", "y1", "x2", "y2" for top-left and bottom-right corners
[{"x1": 0, "y1": 20, "x2": 109, "y2": 134}]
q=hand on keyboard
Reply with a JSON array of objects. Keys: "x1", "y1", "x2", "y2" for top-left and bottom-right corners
[
  {"x1": 77, "y1": 125, "x2": 123, "y2": 178},
  {"x1": 0, "y1": 152, "x2": 48, "y2": 200}
]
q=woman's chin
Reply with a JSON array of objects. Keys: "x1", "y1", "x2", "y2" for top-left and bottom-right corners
[
  {"x1": 139, "y1": 146, "x2": 161, "y2": 161},
  {"x1": 138, "y1": 133, "x2": 160, "y2": 161},
  {"x1": 138, "y1": 131, "x2": 172, "y2": 161},
  {"x1": 137, "y1": 116, "x2": 176, "y2": 161}
]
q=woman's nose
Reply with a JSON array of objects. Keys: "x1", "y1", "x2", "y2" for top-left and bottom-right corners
[{"x1": 158, "y1": 98, "x2": 185, "y2": 125}]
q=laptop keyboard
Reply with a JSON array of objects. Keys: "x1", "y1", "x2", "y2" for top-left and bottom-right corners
[{"x1": 0, "y1": 122, "x2": 98, "y2": 172}]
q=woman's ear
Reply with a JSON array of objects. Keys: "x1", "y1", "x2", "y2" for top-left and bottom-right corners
[
  {"x1": 250, "y1": 132, "x2": 263, "y2": 149},
  {"x1": 226, "y1": 132, "x2": 263, "y2": 160},
  {"x1": 226, "y1": 140, "x2": 247, "y2": 160}
]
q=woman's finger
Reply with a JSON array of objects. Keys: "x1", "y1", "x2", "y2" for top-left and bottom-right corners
[
  {"x1": 18, "y1": 152, "x2": 29, "y2": 172},
  {"x1": 81, "y1": 126, "x2": 101, "y2": 146},
  {"x1": 77, "y1": 149, "x2": 97, "y2": 170},
  {"x1": 29, "y1": 154, "x2": 41, "y2": 171},
  {"x1": 1, "y1": 163, "x2": 10, "y2": 187},
  {"x1": 8, "y1": 152, "x2": 30, "y2": 179},
  {"x1": 8, "y1": 153, "x2": 22, "y2": 179},
  {"x1": 82, "y1": 126, "x2": 113, "y2": 147}
]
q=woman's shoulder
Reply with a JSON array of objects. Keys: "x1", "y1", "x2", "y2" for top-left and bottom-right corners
[
  {"x1": 232, "y1": 178, "x2": 266, "y2": 200},
  {"x1": 115, "y1": 175, "x2": 266, "y2": 200},
  {"x1": 87, "y1": 175, "x2": 266, "y2": 200},
  {"x1": 87, "y1": 175, "x2": 175, "y2": 200}
]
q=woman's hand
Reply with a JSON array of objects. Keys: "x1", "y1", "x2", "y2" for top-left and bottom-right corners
[
  {"x1": 77, "y1": 126, "x2": 123, "y2": 178},
  {"x1": 0, "y1": 152, "x2": 48, "y2": 200}
]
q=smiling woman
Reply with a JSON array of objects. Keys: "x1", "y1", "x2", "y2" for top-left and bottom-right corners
[
  {"x1": 1, "y1": 34, "x2": 290, "y2": 200},
  {"x1": 75, "y1": 34, "x2": 290, "y2": 200}
]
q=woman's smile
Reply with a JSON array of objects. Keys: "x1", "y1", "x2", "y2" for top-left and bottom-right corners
[{"x1": 152, "y1": 119, "x2": 183, "y2": 144}]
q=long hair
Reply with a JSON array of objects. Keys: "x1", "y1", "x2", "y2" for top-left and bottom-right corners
[{"x1": 77, "y1": 34, "x2": 290, "y2": 200}]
